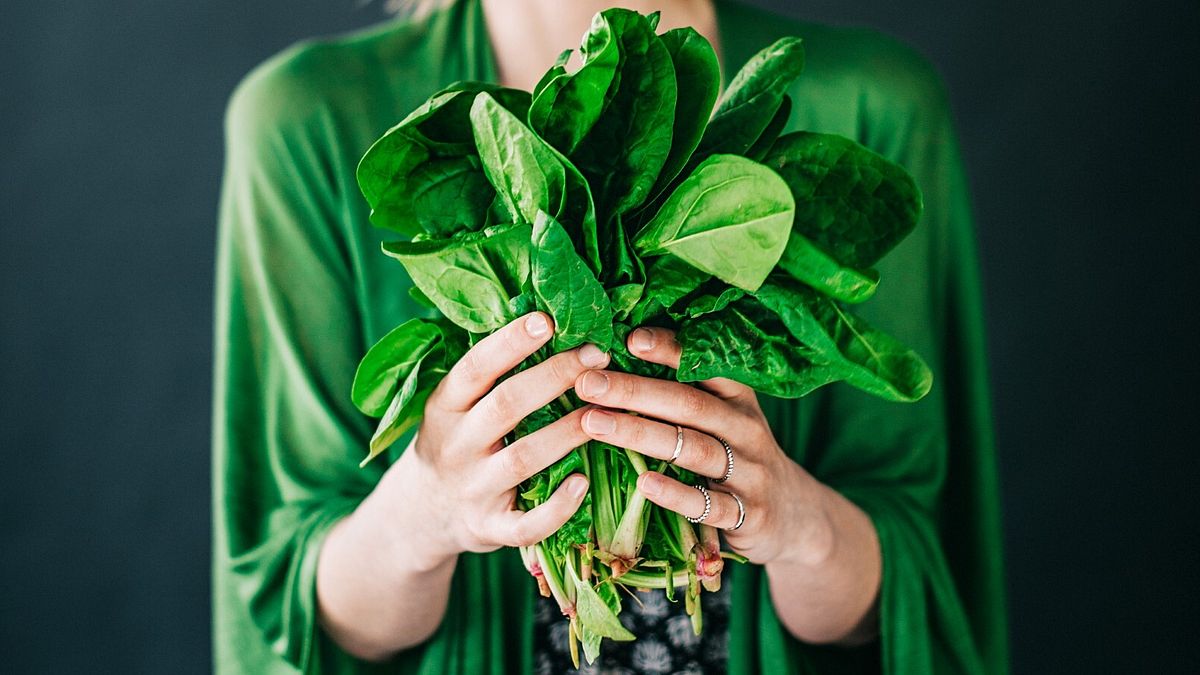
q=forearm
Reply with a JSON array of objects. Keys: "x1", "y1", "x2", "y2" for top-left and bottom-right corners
[
  {"x1": 316, "y1": 453, "x2": 457, "y2": 661},
  {"x1": 764, "y1": 475, "x2": 882, "y2": 646}
]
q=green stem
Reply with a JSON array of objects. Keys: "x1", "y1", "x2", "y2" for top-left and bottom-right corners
[{"x1": 618, "y1": 568, "x2": 691, "y2": 589}]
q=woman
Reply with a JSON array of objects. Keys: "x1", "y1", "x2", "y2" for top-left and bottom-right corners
[{"x1": 212, "y1": 0, "x2": 1007, "y2": 673}]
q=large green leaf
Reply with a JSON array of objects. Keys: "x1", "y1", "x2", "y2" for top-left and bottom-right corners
[
  {"x1": 351, "y1": 318, "x2": 443, "y2": 416},
  {"x1": 695, "y1": 37, "x2": 805, "y2": 159},
  {"x1": 777, "y1": 231, "x2": 880, "y2": 303},
  {"x1": 528, "y1": 13, "x2": 621, "y2": 155},
  {"x1": 382, "y1": 222, "x2": 531, "y2": 333},
  {"x1": 558, "y1": 9, "x2": 677, "y2": 222},
  {"x1": 634, "y1": 154, "x2": 793, "y2": 291},
  {"x1": 357, "y1": 83, "x2": 529, "y2": 235},
  {"x1": 531, "y1": 210, "x2": 614, "y2": 351},
  {"x1": 471, "y1": 92, "x2": 566, "y2": 226},
  {"x1": 650, "y1": 27, "x2": 721, "y2": 197},
  {"x1": 755, "y1": 279, "x2": 933, "y2": 401},
  {"x1": 763, "y1": 131, "x2": 922, "y2": 268}
]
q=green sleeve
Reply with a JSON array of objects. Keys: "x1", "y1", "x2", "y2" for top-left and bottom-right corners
[
  {"x1": 212, "y1": 50, "x2": 392, "y2": 674},
  {"x1": 809, "y1": 49, "x2": 1008, "y2": 675}
]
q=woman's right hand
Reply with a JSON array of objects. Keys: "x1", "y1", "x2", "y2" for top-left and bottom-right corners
[{"x1": 375, "y1": 311, "x2": 609, "y2": 571}]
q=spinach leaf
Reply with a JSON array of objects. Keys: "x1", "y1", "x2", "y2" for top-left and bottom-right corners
[
  {"x1": 676, "y1": 284, "x2": 746, "y2": 319},
  {"x1": 365, "y1": 348, "x2": 446, "y2": 464},
  {"x1": 357, "y1": 83, "x2": 530, "y2": 235},
  {"x1": 528, "y1": 15, "x2": 621, "y2": 155},
  {"x1": 764, "y1": 131, "x2": 922, "y2": 268},
  {"x1": 532, "y1": 210, "x2": 614, "y2": 350},
  {"x1": 650, "y1": 27, "x2": 721, "y2": 197},
  {"x1": 609, "y1": 323, "x2": 674, "y2": 379},
  {"x1": 351, "y1": 318, "x2": 443, "y2": 416},
  {"x1": 556, "y1": 9, "x2": 677, "y2": 222},
  {"x1": 471, "y1": 92, "x2": 567, "y2": 226},
  {"x1": 628, "y1": 254, "x2": 709, "y2": 326},
  {"x1": 755, "y1": 278, "x2": 933, "y2": 401},
  {"x1": 382, "y1": 222, "x2": 531, "y2": 333},
  {"x1": 634, "y1": 154, "x2": 794, "y2": 291},
  {"x1": 745, "y1": 94, "x2": 792, "y2": 162},
  {"x1": 777, "y1": 231, "x2": 880, "y2": 303},
  {"x1": 677, "y1": 298, "x2": 837, "y2": 398},
  {"x1": 695, "y1": 37, "x2": 805, "y2": 159},
  {"x1": 407, "y1": 156, "x2": 495, "y2": 236}
]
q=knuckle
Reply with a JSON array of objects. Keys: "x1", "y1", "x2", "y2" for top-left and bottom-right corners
[
  {"x1": 501, "y1": 446, "x2": 529, "y2": 481},
  {"x1": 628, "y1": 417, "x2": 648, "y2": 447},
  {"x1": 501, "y1": 323, "x2": 525, "y2": 355},
  {"x1": 484, "y1": 386, "x2": 515, "y2": 424},
  {"x1": 509, "y1": 518, "x2": 539, "y2": 548},
  {"x1": 545, "y1": 353, "x2": 575, "y2": 385},
  {"x1": 457, "y1": 351, "x2": 485, "y2": 383},
  {"x1": 617, "y1": 374, "x2": 638, "y2": 404},
  {"x1": 681, "y1": 387, "x2": 708, "y2": 417}
]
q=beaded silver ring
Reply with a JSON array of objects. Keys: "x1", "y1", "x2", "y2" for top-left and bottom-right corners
[
  {"x1": 686, "y1": 484, "x2": 712, "y2": 524},
  {"x1": 712, "y1": 437, "x2": 734, "y2": 484}
]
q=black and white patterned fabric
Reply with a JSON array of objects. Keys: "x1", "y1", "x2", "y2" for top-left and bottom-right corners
[{"x1": 532, "y1": 576, "x2": 732, "y2": 675}]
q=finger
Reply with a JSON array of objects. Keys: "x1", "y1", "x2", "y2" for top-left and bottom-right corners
[
  {"x1": 465, "y1": 345, "x2": 609, "y2": 442},
  {"x1": 434, "y1": 312, "x2": 555, "y2": 412},
  {"x1": 489, "y1": 407, "x2": 593, "y2": 490},
  {"x1": 627, "y1": 326, "x2": 753, "y2": 401},
  {"x1": 574, "y1": 369, "x2": 744, "y2": 438},
  {"x1": 581, "y1": 409, "x2": 730, "y2": 480},
  {"x1": 491, "y1": 474, "x2": 590, "y2": 548},
  {"x1": 637, "y1": 472, "x2": 747, "y2": 532}
]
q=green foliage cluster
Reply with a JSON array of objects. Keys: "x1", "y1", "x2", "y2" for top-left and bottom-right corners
[{"x1": 348, "y1": 8, "x2": 930, "y2": 663}]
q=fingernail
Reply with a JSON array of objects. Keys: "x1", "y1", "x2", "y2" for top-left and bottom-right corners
[
  {"x1": 638, "y1": 473, "x2": 661, "y2": 497},
  {"x1": 525, "y1": 313, "x2": 549, "y2": 338},
  {"x1": 631, "y1": 328, "x2": 656, "y2": 353},
  {"x1": 584, "y1": 410, "x2": 616, "y2": 435},
  {"x1": 568, "y1": 475, "x2": 588, "y2": 499},
  {"x1": 578, "y1": 343, "x2": 608, "y2": 368},
  {"x1": 578, "y1": 371, "x2": 609, "y2": 397}
]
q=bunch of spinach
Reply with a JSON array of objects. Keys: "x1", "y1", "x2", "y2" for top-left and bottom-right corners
[{"x1": 349, "y1": 8, "x2": 931, "y2": 664}]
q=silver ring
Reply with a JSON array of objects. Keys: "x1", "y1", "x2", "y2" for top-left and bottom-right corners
[
  {"x1": 712, "y1": 437, "x2": 734, "y2": 484},
  {"x1": 668, "y1": 425, "x2": 684, "y2": 464},
  {"x1": 728, "y1": 491, "x2": 746, "y2": 531},
  {"x1": 686, "y1": 484, "x2": 711, "y2": 524}
]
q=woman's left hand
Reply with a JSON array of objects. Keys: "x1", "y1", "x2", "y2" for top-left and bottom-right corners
[{"x1": 573, "y1": 326, "x2": 832, "y2": 567}]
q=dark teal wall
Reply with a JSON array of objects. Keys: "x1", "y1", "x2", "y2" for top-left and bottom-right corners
[{"x1": 1, "y1": 1, "x2": 1196, "y2": 672}]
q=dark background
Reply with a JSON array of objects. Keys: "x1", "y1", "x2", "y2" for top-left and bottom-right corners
[{"x1": 2, "y1": 0, "x2": 1196, "y2": 672}]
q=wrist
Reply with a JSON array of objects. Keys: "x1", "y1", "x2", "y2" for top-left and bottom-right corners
[
  {"x1": 768, "y1": 471, "x2": 837, "y2": 570},
  {"x1": 365, "y1": 450, "x2": 460, "y2": 575}
]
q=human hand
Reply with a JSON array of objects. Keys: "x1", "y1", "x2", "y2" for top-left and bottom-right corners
[
  {"x1": 374, "y1": 311, "x2": 610, "y2": 571},
  {"x1": 573, "y1": 326, "x2": 831, "y2": 567}
]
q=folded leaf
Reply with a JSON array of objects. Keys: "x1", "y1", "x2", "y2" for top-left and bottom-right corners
[
  {"x1": 471, "y1": 92, "x2": 566, "y2": 226},
  {"x1": 364, "y1": 349, "x2": 445, "y2": 465},
  {"x1": 357, "y1": 83, "x2": 529, "y2": 235},
  {"x1": 351, "y1": 318, "x2": 443, "y2": 416}
]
